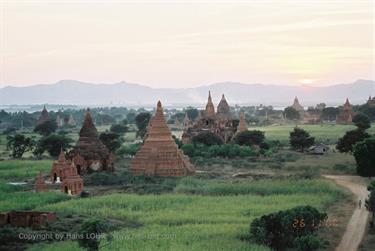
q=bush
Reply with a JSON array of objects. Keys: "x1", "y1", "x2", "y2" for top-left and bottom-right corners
[
  {"x1": 116, "y1": 143, "x2": 140, "y2": 156},
  {"x1": 250, "y1": 206, "x2": 326, "y2": 250},
  {"x1": 294, "y1": 235, "x2": 320, "y2": 251},
  {"x1": 233, "y1": 130, "x2": 265, "y2": 146},
  {"x1": 192, "y1": 132, "x2": 223, "y2": 146},
  {"x1": 181, "y1": 144, "x2": 257, "y2": 158}
]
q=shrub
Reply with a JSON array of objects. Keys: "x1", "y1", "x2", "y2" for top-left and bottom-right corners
[
  {"x1": 233, "y1": 130, "x2": 265, "y2": 146},
  {"x1": 250, "y1": 206, "x2": 326, "y2": 250},
  {"x1": 294, "y1": 235, "x2": 320, "y2": 251},
  {"x1": 116, "y1": 143, "x2": 140, "y2": 156},
  {"x1": 192, "y1": 132, "x2": 223, "y2": 146}
]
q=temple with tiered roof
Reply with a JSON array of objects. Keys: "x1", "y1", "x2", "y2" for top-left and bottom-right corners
[
  {"x1": 68, "y1": 109, "x2": 115, "y2": 174},
  {"x1": 130, "y1": 101, "x2": 195, "y2": 177}
]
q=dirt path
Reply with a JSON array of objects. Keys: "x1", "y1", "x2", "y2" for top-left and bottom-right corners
[{"x1": 324, "y1": 175, "x2": 369, "y2": 251}]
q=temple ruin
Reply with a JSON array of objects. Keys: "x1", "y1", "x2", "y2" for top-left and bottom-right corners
[
  {"x1": 0, "y1": 211, "x2": 57, "y2": 229},
  {"x1": 336, "y1": 98, "x2": 353, "y2": 124},
  {"x1": 181, "y1": 92, "x2": 238, "y2": 144},
  {"x1": 237, "y1": 112, "x2": 248, "y2": 133},
  {"x1": 36, "y1": 105, "x2": 50, "y2": 126},
  {"x1": 130, "y1": 101, "x2": 195, "y2": 177},
  {"x1": 68, "y1": 109, "x2": 115, "y2": 174},
  {"x1": 35, "y1": 172, "x2": 47, "y2": 192},
  {"x1": 291, "y1": 96, "x2": 304, "y2": 113}
]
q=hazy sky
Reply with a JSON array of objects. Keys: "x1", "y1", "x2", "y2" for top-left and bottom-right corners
[{"x1": 0, "y1": 0, "x2": 374, "y2": 88}]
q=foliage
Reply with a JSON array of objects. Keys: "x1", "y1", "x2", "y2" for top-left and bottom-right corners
[
  {"x1": 250, "y1": 206, "x2": 326, "y2": 250},
  {"x1": 284, "y1": 107, "x2": 300, "y2": 120},
  {"x1": 135, "y1": 112, "x2": 151, "y2": 138},
  {"x1": 289, "y1": 127, "x2": 315, "y2": 152},
  {"x1": 99, "y1": 132, "x2": 123, "y2": 152},
  {"x1": 34, "y1": 134, "x2": 73, "y2": 158},
  {"x1": 6, "y1": 134, "x2": 34, "y2": 158},
  {"x1": 233, "y1": 130, "x2": 265, "y2": 146},
  {"x1": 336, "y1": 129, "x2": 370, "y2": 153},
  {"x1": 184, "y1": 107, "x2": 199, "y2": 120},
  {"x1": 294, "y1": 235, "x2": 320, "y2": 251},
  {"x1": 116, "y1": 143, "x2": 140, "y2": 156},
  {"x1": 78, "y1": 219, "x2": 109, "y2": 251},
  {"x1": 354, "y1": 137, "x2": 375, "y2": 177},
  {"x1": 2, "y1": 127, "x2": 17, "y2": 135},
  {"x1": 34, "y1": 120, "x2": 57, "y2": 136},
  {"x1": 181, "y1": 143, "x2": 256, "y2": 158},
  {"x1": 192, "y1": 132, "x2": 223, "y2": 146},
  {"x1": 366, "y1": 181, "x2": 375, "y2": 227},
  {"x1": 353, "y1": 113, "x2": 371, "y2": 130},
  {"x1": 320, "y1": 107, "x2": 339, "y2": 121},
  {"x1": 109, "y1": 124, "x2": 128, "y2": 135}
]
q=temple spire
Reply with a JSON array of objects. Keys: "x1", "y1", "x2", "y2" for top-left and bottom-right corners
[{"x1": 205, "y1": 91, "x2": 216, "y2": 117}]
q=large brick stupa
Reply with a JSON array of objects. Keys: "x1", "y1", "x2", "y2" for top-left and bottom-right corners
[{"x1": 130, "y1": 101, "x2": 195, "y2": 176}]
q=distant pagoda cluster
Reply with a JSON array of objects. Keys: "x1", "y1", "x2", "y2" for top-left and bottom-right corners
[
  {"x1": 182, "y1": 92, "x2": 243, "y2": 144},
  {"x1": 56, "y1": 113, "x2": 76, "y2": 127},
  {"x1": 130, "y1": 101, "x2": 195, "y2": 177}
]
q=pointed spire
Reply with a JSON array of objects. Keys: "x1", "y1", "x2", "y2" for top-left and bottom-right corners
[
  {"x1": 237, "y1": 112, "x2": 248, "y2": 133},
  {"x1": 217, "y1": 93, "x2": 231, "y2": 118},
  {"x1": 205, "y1": 91, "x2": 216, "y2": 117},
  {"x1": 79, "y1": 108, "x2": 98, "y2": 137},
  {"x1": 58, "y1": 148, "x2": 66, "y2": 162}
]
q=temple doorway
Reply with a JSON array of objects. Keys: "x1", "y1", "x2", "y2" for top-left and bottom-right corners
[
  {"x1": 76, "y1": 165, "x2": 81, "y2": 175},
  {"x1": 53, "y1": 173, "x2": 57, "y2": 182},
  {"x1": 64, "y1": 186, "x2": 68, "y2": 194}
]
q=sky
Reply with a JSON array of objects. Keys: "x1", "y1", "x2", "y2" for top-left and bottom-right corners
[{"x1": 0, "y1": 0, "x2": 374, "y2": 88}]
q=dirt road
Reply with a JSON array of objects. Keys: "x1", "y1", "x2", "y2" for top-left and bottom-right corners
[{"x1": 324, "y1": 175, "x2": 369, "y2": 251}]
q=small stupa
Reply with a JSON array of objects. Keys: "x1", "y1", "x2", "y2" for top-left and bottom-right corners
[
  {"x1": 336, "y1": 98, "x2": 353, "y2": 124},
  {"x1": 237, "y1": 112, "x2": 248, "y2": 133},
  {"x1": 35, "y1": 172, "x2": 47, "y2": 192},
  {"x1": 130, "y1": 101, "x2": 195, "y2": 176},
  {"x1": 216, "y1": 94, "x2": 231, "y2": 119}
]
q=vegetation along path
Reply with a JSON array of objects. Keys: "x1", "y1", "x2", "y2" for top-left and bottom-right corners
[{"x1": 324, "y1": 175, "x2": 369, "y2": 251}]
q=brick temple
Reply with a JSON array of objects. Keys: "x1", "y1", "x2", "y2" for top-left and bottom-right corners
[
  {"x1": 35, "y1": 172, "x2": 47, "y2": 192},
  {"x1": 36, "y1": 105, "x2": 50, "y2": 126},
  {"x1": 236, "y1": 112, "x2": 248, "y2": 133},
  {"x1": 50, "y1": 149, "x2": 84, "y2": 195},
  {"x1": 68, "y1": 109, "x2": 115, "y2": 174},
  {"x1": 336, "y1": 98, "x2": 353, "y2": 124},
  {"x1": 182, "y1": 92, "x2": 238, "y2": 144},
  {"x1": 291, "y1": 96, "x2": 304, "y2": 113},
  {"x1": 130, "y1": 101, "x2": 195, "y2": 176},
  {"x1": 0, "y1": 211, "x2": 57, "y2": 229}
]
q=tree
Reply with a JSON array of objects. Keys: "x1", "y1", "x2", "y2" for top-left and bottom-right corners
[
  {"x1": 185, "y1": 107, "x2": 199, "y2": 121},
  {"x1": 353, "y1": 113, "x2": 371, "y2": 130},
  {"x1": 126, "y1": 112, "x2": 137, "y2": 124},
  {"x1": 109, "y1": 124, "x2": 128, "y2": 135},
  {"x1": 78, "y1": 219, "x2": 109, "y2": 251},
  {"x1": 135, "y1": 112, "x2": 151, "y2": 138},
  {"x1": 354, "y1": 137, "x2": 375, "y2": 177},
  {"x1": 289, "y1": 127, "x2": 315, "y2": 152},
  {"x1": 320, "y1": 107, "x2": 339, "y2": 121},
  {"x1": 34, "y1": 120, "x2": 57, "y2": 136},
  {"x1": 6, "y1": 134, "x2": 34, "y2": 158},
  {"x1": 366, "y1": 181, "x2": 375, "y2": 227},
  {"x1": 192, "y1": 132, "x2": 223, "y2": 146},
  {"x1": 284, "y1": 107, "x2": 300, "y2": 121},
  {"x1": 336, "y1": 129, "x2": 370, "y2": 153},
  {"x1": 34, "y1": 134, "x2": 72, "y2": 158},
  {"x1": 233, "y1": 130, "x2": 265, "y2": 146},
  {"x1": 99, "y1": 132, "x2": 123, "y2": 152}
]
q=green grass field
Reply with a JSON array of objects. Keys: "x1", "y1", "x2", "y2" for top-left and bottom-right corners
[
  {"x1": 0, "y1": 159, "x2": 52, "y2": 181},
  {"x1": 28, "y1": 178, "x2": 342, "y2": 251}
]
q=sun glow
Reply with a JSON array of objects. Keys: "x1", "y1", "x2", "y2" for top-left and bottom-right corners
[{"x1": 299, "y1": 79, "x2": 314, "y2": 85}]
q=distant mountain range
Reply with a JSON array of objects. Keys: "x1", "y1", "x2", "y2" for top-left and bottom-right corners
[{"x1": 0, "y1": 79, "x2": 374, "y2": 107}]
